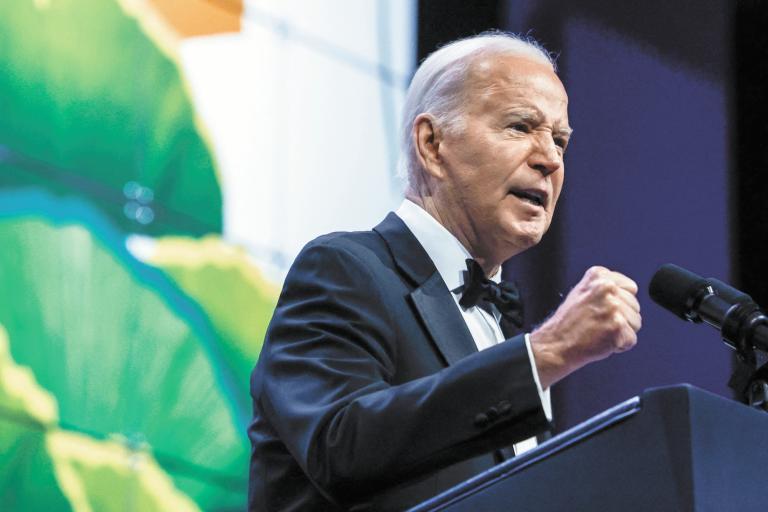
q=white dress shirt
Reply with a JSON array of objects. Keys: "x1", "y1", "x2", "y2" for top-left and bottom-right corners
[{"x1": 395, "y1": 199, "x2": 551, "y2": 454}]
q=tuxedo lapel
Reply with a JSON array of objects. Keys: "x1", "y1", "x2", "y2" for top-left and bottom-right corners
[
  {"x1": 410, "y1": 274, "x2": 478, "y2": 365},
  {"x1": 374, "y1": 213, "x2": 477, "y2": 366},
  {"x1": 500, "y1": 316, "x2": 520, "y2": 340}
]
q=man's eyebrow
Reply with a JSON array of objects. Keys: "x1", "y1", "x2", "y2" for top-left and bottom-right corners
[
  {"x1": 504, "y1": 107, "x2": 542, "y2": 120},
  {"x1": 504, "y1": 107, "x2": 572, "y2": 136}
]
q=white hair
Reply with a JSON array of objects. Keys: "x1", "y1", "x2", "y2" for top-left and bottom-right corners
[{"x1": 398, "y1": 32, "x2": 557, "y2": 190}]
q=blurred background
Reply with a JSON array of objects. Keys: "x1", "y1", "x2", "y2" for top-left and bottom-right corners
[{"x1": 1, "y1": 0, "x2": 765, "y2": 509}]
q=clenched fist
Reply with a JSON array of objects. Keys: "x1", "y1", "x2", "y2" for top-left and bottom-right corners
[{"x1": 530, "y1": 266, "x2": 641, "y2": 389}]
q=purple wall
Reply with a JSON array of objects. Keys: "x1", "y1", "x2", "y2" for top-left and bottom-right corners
[{"x1": 503, "y1": 2, "x2": 735, "y2": 428}]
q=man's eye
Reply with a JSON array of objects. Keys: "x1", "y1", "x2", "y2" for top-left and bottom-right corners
[
  {"x1": 554, "y1": 137, "x2": 568, "y2": 150},
  {"x1": 509, "y1": 123, "x2": 530, "y2": 133}
]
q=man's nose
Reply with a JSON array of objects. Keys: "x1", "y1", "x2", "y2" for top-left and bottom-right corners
[{"x1": 528, "y1": 136, "x2": 562, "y2": 176}]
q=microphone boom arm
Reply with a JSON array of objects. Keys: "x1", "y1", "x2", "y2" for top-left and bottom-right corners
[{"x1": 650, "y1": 264, "x2": 768, "y2": 411}]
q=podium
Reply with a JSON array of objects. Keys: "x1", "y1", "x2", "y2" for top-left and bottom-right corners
[{"x1": 410, "y1": 385, "x2": 768, "y2": 512}]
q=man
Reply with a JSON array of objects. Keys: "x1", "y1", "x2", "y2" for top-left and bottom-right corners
[{"x1": 249, "y1": 32, "x2": 641, "y2": 511}]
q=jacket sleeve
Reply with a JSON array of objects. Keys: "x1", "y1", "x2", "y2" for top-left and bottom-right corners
[{"x1": 254, "y1": 239, "x2": 549, "y2": 502}]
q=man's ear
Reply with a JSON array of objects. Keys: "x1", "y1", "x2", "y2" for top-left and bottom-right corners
[{"x1": 413, "y1": 114, "x2": 445, "y2": 180}]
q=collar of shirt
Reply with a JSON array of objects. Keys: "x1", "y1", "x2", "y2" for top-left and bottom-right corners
[{"x1": 394, "y1": 199, "x2": 501, "y2": 295}]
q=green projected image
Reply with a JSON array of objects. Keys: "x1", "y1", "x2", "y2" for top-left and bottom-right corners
[{"x1": 0, "y1": 0, "x2": 414, "y2": 509}]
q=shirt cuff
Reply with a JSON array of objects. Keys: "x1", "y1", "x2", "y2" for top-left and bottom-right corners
[{"x1": 524, "y1": 333, "x2": 552, "y2": 421}]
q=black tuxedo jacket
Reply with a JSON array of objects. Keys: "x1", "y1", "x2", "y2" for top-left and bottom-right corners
[{"x1": 248, "y1": 213, "x2": 550, "y2": 511}]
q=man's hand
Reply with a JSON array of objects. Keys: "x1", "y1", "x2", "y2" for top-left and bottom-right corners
[{"x1": 529, "y1": 266, "x2": 641, "y2": 389}]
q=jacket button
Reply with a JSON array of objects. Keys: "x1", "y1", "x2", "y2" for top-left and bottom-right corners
[
  {"x1": 498, "y1": 401, "x2": 512, "y2": 415},
  {"x1": 473, "y1": 413, "x2": 490, "y2": 428},
  {"x1": 486, "y1": 407, "x2": 499, "y2": 421}
]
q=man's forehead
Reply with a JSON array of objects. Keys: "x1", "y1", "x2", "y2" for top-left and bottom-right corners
[
  {"x1": 468, "y1": 54, "x2": 564, "y2": 94},
  {"x1": 471, "y1": 53, "x2": 552, "y2": 77},
  {"x1": 464, "y1": 54, "x2": 569, "y2": 123}
]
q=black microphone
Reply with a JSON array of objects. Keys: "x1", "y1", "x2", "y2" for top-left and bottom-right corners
[{"x1": 649, "y1": 264, "x2": 768, "y2": 354}]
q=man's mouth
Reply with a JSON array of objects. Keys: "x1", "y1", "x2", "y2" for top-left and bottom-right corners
[{"x1": 509, "y1": 188, "x2": 547, "y2": 208}]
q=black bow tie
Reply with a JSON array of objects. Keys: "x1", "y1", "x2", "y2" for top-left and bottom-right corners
[{"x1": 455, "y1": 259, "x2": 524, "y2": 328}]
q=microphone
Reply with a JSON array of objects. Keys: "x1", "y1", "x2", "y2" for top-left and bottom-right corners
[{"x1": 649, "y1": 264, "x2": 768, "y2": 354}]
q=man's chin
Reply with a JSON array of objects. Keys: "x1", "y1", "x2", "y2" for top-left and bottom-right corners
[
  {"x1": 517, "y1": 232, "x2": 544, "y2": 251},
  {"x1": 505, "y1": 224, "x2": 548, "y2": 254}
]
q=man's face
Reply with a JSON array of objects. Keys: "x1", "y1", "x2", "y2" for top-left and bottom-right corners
[{"x1": 434, "y1": 54, "x2": 571, "y2": 265}]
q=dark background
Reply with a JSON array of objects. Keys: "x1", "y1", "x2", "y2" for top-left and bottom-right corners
[{"x1": 418, "y1": 0, "x2": 768, "y2": 430}]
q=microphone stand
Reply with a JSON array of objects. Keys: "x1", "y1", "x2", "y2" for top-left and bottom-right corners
[
  {"x1": 649, "y1": 265, "x2": 768, "y2": 410},
  {"x1": 725, "y1": 308, "x2": 768, "y2": 411}
]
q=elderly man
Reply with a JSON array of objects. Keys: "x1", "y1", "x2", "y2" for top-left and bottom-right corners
[{"x1": 249, "y1": 32, "x2": 641, "y2": 511}]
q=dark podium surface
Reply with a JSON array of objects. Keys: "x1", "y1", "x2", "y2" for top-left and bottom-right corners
[{"x1": 410, "y1": 385, "x2": 768, "y2": 512}]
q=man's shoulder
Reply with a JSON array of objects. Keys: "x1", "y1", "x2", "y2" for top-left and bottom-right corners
[
  {"x1": 297, "y1": 213, "x2": 404, "y2": 265},
  {"x1": 289, "y1": 221, "x2": 396, "y2": 279},
  {"x1": 309, "y1": 227, "x2": 385, "y2": 252}
]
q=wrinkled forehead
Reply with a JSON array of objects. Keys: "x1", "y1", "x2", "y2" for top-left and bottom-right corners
[{"x1": 463, "y1": 54, "x2": 569, "y2": 111}]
